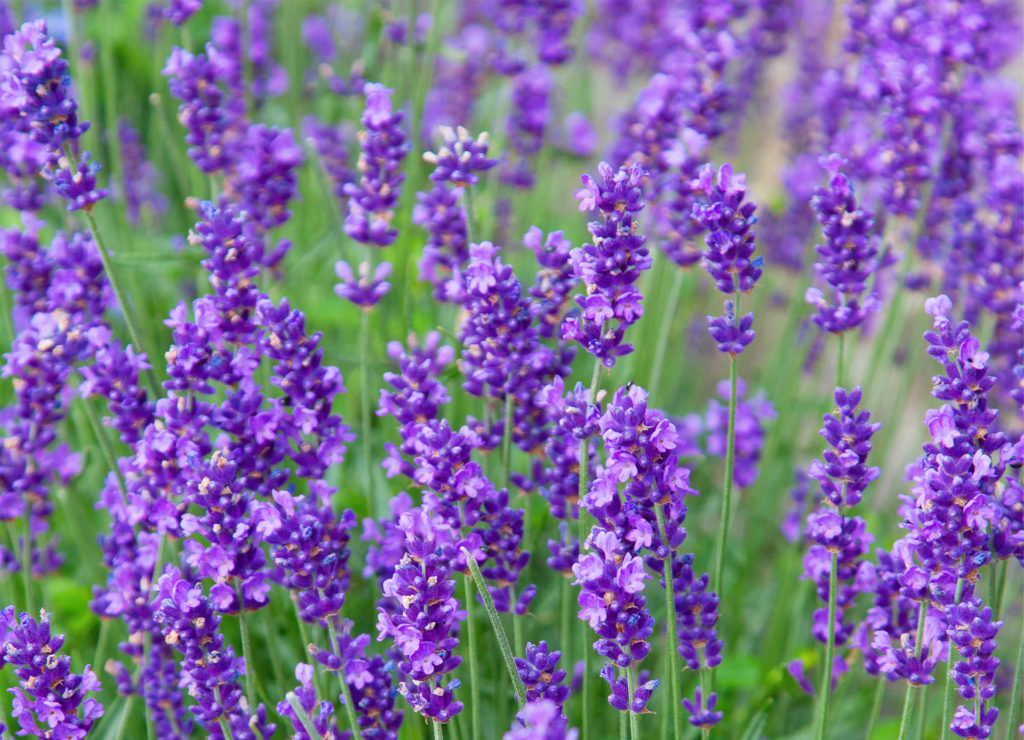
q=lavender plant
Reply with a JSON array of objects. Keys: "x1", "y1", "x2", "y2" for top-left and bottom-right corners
[{"x1": 0, "y1": 5, "x2": 1020, "y2": 740}]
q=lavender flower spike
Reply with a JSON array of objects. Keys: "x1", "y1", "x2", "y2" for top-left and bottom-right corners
[
  {"x1": 376, "y1": 507, "x2": 466, "y2": 723},
  {"x1": 344, "y1": 82, "x2": 410, "y2": 247},
  {"x1": 1, "y1": 607, "x2": 104, "y2": 738},
  {"x1": 562, "y1": 161, "x2": 650, "y2": 367},
  {"x1": 423, "y1": 125, "x2": 497, "y2": 186}
]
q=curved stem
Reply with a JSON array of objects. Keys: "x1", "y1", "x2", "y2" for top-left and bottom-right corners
[
  {"x1": 814, "y1": 551, "x2": 839, "y2": 740},
  {"x1": 82, "y1": 210, "x2": 161, "y2": 398},
  {"x1": 463, "y1": 574, "x2": 481, "y2": 740},
  {"x1": 712, "y1": 353, "x2": 738, "y2": 607},
  {"x1": 655, "y1": 506, "x2": 682, "y2": 739},
  {"x1": 461, "y1": 547, "x2": 527, "y2": 709}
]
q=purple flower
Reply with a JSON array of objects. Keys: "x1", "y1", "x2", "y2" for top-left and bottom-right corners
[
  {"x1": 335, "y1": 260, "x2": 392, "y2": 308},
  {"x1": 562, "y1": 111, "x2": 597, "y2": 157},
  {"x1": 414, "y1": 182, "x2": 470, "y2": 302},
  {"x1": 562, "y1": 162, "x2": 650, "y2": 367},
  {"x1": 515, "y1": 641, "x2": 571, "y2": 712},
  {"x1": 804, "y1": 153, "x2": 882, "y2": 334},
  {"x1": 423, "y1": 125, "x2": 496, "y2": 186},
  {"x1": 152, "y1": 567, "x2": 274, "y2": 736},
  {"x1": 376, "y1": 508, "x2": 465, "y2": 723},
  {"x1": 572, "y1": 526, "x2": 657, "y2": 712},
  {"x1": 682, "y1": 687, "x2": 722, "y2": 730},
  {"x1": 344, "y1": 83, "x2": 410, "y2": 247},
  {"x1": 1, "y1": 607, "x2": 104, "y2": 738},
  {"x1": 504, "y1": 699, "x2": 579, "y2": 740}
]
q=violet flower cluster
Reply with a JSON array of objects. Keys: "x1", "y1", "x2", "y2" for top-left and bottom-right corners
[
  {"x1": 344, "y1": 83, "x2": 410, "y2": 247},
  {"x1": 1, "y1": 21, "x2": 109, "y2": 211},
  {"x1": 562, "y1": 162, "x2": 650, "y2": 367},
  {"x1": 804, "y1": 153, "x2": 882, "y2": 334},
  {"x1": 0, "y1": 607, "x2": 104, "y2": 738},
  {"x1": 802, "y1": 387, "x2": 879, "y2": 649},
  {"x1": 376, "y1": 508, "x2": 465, "y2": 723},
  {"x1": 691, "y1": 163, "x2": 763, "y2": 356}
]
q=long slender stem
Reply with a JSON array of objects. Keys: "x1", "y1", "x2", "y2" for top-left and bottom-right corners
[
  {"x1": 864, "y1": 677, "x2": 885, "y2": 740},
  {"x1": 236, "y1": 601, "x2": 257, "y2": 713},
  {"x1": 648, "y1": 269, "x2": 686, "y2": 403},
  {"x1": 625, "y1": 666, "x2": 640, "y2": 740},
  {"x1": 326, "y1": 617, "x2": 363, "y2": 740},
  {"x1": 20, "y1": 513, "x2": 32, "y2": 614},
  {"x1": 578, "y1": 356, "x2": 602, "y2": 740},
  {"x1": 814, "y1": 551, "x2": 839, "y2": 740},
  {"x1": 463, "y1": 574, "x2": 481, "y2": 740},
  {"x1": 463, "y1": 186, "x2": 477, "y2": 246},
  {"x1": 359, "y1": 307, "x2": 377, "y2": 515},
  {"x1": 940, "y1": 578, "x2": 966, "y2": 740},
  {"x1": 897, "y1": 601, "x2": 929, "y2": 740},
  {"x1": 837, "y1": 332, "x2": 846, "y2": 390},
  {"x1": 82, "y1": 210, "x2": 161, "y2": 398},
  {"x1": 286, "y1": 692, "x2": 324, "y2": 739},
  {"x1": 80, "y1": 395, "x2": 127, "y2": 493},
  {"x1": 501, "y1": 392, "x2": 514, "y2": 488},
  {"x1": 655, "y1": 506, "x2": 682, "y2": 739},
  {"x1": 1005, "y1": 622, "x2": 1024, "y2": 740},
  {"x1": 712, "y1": 353, "x2": 739, "y2": 604},
  {"x1": 461, "y1": 547, "x2": 527, "y2": 709},
  {"x1": 699, "y1": 666, "x2": 711, "y2": 740},
  {"x1": 433, "y1": 719, "x2": 444, "y2": 740}
]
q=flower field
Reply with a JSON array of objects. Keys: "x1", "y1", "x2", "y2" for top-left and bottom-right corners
[{"x1": 0, "y1": 1, "x2": 1021, "y2": 739}]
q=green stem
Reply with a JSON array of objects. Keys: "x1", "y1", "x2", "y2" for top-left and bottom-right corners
[
  {"x1": 625, "y1": 666, "x2": 640, "y2": 740},
  {"x1": 236, "y1": 599, "x2": 257, "y2": 714},
  {"x1": 464, "y1": 574, "x2": 481, "y2": 740},
  {"x1": 82, "y1": 210, "x2": 161, "y2": 398},
  {"x1": 93, "y1": 617, "x2": 113, "y2": 676},
  {"x1": 218, "y1": 715, "x2": 235, "y2": 740},
  {"x1": 501, "y1": 392, "x2": 514, "y2": 489},
  {"x1": 837, "y1": 332, "x2": 846, "y2": 390},
  {"x1": 433, "y1": 719, "x2": 444, "y2": 740},
  {"x1": 360, "y1": 307, "x2": 377, "y2": 516},
  {"x1": 864, "y1": 676, "x2": 885, "y2": 740},
  {"x1": 993, "y1": 560, "x2": 1008, "y2": 617},
  {"x1": 80, "y1": 395, "x2": 126, "y2": 494},
  {"x1": 463, "y1": 186, "x2": 477, "y2": 246},
  {"x1": 897, "y1": 601, "x2": 929, "y2": 740},
  {"x1": 461, "y1": 547, "x2": 527, "y2": 709},
  {"x1": 814, "y1": 550, "x2": 840, "y2": 740},
  {"x1": 21, "y1": 513, "x2": 32, "y2": 614},
  {"x1": 578, "y1": 355, "x2": 602, "y2": 740},
  {"x1": 655, "y1": 506, "x2": 682, "y2": 739},
  {"x1": 1005, "y1": 621, "x2": 1024, "y2": 740},
  {"x1": 712, "y1": 353, "x2": 738, "y2": 608},
  {"x1": 292, "y1": 599, "x2": 326, "y2": 700},
  {"x1": 940, "y1": 578, "x2": 966, "y2": 740},
  {"x1": 648, "y1": 268, "x2": 686, "y2": 403},
  {"x1": 286, "y1": 692, "x2": 324, "y2": 739},
  {"x1": 326, "y1": 617, "x2": 363, "y2": 740},
  {"x1": 699, "y1": 666, "x2": 711, "y2": 740}
]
